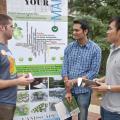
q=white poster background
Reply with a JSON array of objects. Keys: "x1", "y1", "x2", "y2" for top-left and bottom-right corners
[{"x1": 9, "y1": 21, "x2": 67, "y2": 65}]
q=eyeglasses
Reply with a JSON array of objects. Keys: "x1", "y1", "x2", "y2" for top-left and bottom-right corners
[{"x1": 4, "y1": 24, "x2": 14, "y2": 29}]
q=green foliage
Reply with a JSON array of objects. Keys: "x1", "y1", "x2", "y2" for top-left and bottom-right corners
[
  {"x1": 69, "y1": 0, "x2": 120, "y2": 23},
  {"x1": 68, "y1": 15, "x2": 109, "y2": 50},
  {"x1": 68, "y1": 0, "x2": 120, "y2": 75}
]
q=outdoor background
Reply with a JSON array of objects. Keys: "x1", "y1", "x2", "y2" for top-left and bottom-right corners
[
  {"x1": 68, "y1": 0, "x2": 120, "y2": 76},
  {"x1": 68, "y1": 0, "x2": 120, "y2": 105},
  {"x1": 0, "y1": 0, "x2": 120, "y2": 105}
]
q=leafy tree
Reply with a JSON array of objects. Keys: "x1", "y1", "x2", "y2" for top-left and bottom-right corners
[
  {"x1": 68, "y1": 0, "x2": 120, "y2": 75},
  {"x1": 69, "y1": 0, "x2": 120, "y2": 22}
]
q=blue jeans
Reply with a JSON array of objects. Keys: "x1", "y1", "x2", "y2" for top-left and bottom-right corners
[
  {"x1": 66, "y1": 90, "x2": 92, "y2": 120},
  {"x1": 101, "y1": 107, "x2": 120, "y2": 120}
]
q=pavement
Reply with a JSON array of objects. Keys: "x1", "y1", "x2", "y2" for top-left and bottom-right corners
[
  {"x1": 88, "y1": 104, "x2": 100, "y2": 120},
  {"x1": 71, "y1": 104, "x2": 100, "y2": 120}
]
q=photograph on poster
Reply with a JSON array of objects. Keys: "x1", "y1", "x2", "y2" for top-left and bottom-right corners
[
  {"x1": 17, "y1": 91, "x2": 29, "y2": 103},
  {"x1": 28, "y1": 77, "x2": 48, "y2": 89},
  {"x1": 49, "y1": 102, "x2": 57, "y2": 112},
  {"x1": 15, "y1": 104, "x2": 29, "y2": 116},
  {"x1": 17, "y1": 77, "x2": 48, "y2": 90},
  {"x1": 30, "y1": 102, "x2": 48, "y2": 114},
  {"x1": 49, "y1": 88, "x2": 65, "y2": 101},
  {"x1": 49, "y1": 76, "x2": 64, "y2": 88},
  {"x1": 30, "y1": 89, "x2": 48, "y2": 102}
]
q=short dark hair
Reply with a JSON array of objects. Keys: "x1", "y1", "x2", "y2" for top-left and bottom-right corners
[
  {"x1": 73, "y1": 19, "x2": 89, "y2": 33},
  {"x1": 0, "y1": 14, "x2": 12, "y2": 25},
  {"x1": 109, "y1": 16, "x2": 120, "y2": 31}
]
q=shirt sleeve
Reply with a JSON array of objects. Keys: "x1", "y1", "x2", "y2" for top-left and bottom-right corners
[
  {"x1": 86, "y1": 47, "x2": 102, "y2": 80},
  {"x1": 61, "y1": 47, "x2": 69, "y2": 77}
]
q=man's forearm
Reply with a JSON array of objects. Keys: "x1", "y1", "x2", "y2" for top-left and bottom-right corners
[
  {"x1": 66, "y1": 86, "x2": 71, "y2": 93},
  {"x1": 107, "y1": 85, "x2": 120, "y2": 92},
  {"x1": 63, "y1": 76, "x2": 71, "y2": 93},
  {"x1": 99, "y1": 76, "x2": 105, "y2": 82},
  {"x1": 0, "y1": 79, "x2": 18, "y2": 89}
]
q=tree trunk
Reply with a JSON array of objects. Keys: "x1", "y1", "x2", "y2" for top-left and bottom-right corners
[{"x1": 0, "y1": 0, "x2": 7, "y2": 14}]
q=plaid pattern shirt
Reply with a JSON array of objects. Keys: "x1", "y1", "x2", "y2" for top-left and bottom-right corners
[{"x1": 62, "y1": 40, "x2": 101, "y2": 94}]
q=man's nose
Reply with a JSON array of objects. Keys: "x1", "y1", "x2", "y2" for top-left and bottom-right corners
[
  {"x1": 106, "y1": 30, "x2": 109, "y2": 34},
  {"x1": 73, "y1": 31, "x2": 76, "y2": 34}
]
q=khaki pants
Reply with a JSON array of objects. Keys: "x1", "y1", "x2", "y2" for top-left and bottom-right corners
[{"x1": 0, "y1": 104, "x2": 16, "y2": 120}]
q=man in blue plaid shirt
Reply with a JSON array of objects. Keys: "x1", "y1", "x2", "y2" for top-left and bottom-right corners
[{"x1": 62, "y1": 19, "x2": 101, "y2": 120}]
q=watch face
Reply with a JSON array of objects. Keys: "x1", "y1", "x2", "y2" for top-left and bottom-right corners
[{"x1": 107, "y1": 85, "x2": 111, "y2": 90}]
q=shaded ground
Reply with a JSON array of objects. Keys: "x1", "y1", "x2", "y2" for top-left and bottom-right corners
[
  {"x1": 88, "y1": 91, "x2": 101, "y2": 120},
  {"x1": 91, "y1": 91, "x2": 102, "y2": 105},
  {"x1": 71, "y1": 112, "x2": 100, "y2": 120},
  {"x1": 88, "y1": 112, "x2": 100, "y2": 120}
]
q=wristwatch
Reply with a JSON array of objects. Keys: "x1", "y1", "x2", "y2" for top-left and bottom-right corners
[{"x1": 107, "y1": 85, "x2": 111, "y2": 91}]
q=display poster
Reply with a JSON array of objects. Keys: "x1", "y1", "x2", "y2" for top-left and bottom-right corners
[
  {"x1": 7, "y1": 0, "x2": 68, "y2": 76},
  {"x1": 7, "y1": 0, "x2": 68, "y2": 120}
]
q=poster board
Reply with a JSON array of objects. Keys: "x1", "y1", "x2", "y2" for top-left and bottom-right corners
[
  {"x1": 7, "y1": 0, "x2": 68, "y2": 120},
  {"x1": 7, "y1": 0, "x2": 68, "y2": 76}
]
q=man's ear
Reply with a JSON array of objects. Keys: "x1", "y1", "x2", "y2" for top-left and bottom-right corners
[
  {"x1": 118, "y1": 30, "x2": 120, "y2": 36},
  {"x1": 84, "y1": 29, "x2": 88, "y2": 36},
  {"x1": 0, "y1": 25, "x2": 2, "y2": 31},
  {"x1": 0, "y1": 25, "x2": 5, "y2": 31}
]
